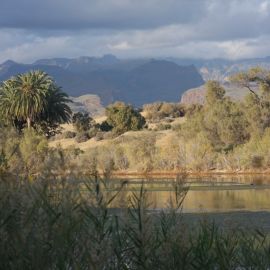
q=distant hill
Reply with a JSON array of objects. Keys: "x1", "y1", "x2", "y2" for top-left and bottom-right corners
[
  {"x1": 69, "y1": 94, "x2": 105, "y2": 116},
  {"x1": 181, "y1": 83, "x2": 257, "y2": 105},
  {"x1": 178, "y1": 57, "x2": 270, "y2": 104},
  {"x1": 168, "y1": 56, "x2": 270, "y2": 82},
  {"x1": 0, "y1": 55, "x2": 204, "y2": 107}
]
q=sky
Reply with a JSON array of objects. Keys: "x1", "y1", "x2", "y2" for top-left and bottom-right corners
[{"x1": 1, "y1": 0, "x2": 270, "y2": 63}]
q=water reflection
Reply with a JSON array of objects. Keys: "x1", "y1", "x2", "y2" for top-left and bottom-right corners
[{"x1": 109, "y1": 175, "x2": 270, "y2": 212}]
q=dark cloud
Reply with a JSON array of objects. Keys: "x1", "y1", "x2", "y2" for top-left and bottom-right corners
[
  {"x1": 0, "y1": 0, "x2": 270, "y2": 62},
  {"x1": 0, "y1": 0, "x2": 207, "y2": 30}
]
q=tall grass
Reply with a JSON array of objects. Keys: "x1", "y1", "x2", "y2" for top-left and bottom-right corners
[{"x1": 0, "y1": 174, "x2": 270, "y2": 269}]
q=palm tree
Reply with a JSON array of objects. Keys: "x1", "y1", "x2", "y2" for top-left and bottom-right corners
[
  {"x1": 0, "y1": 70, "x2": 72, "y2": 130},
  {"x1": 0, "y1": 71, "x2": 52, "y2": 128},
  {"x1": 40, "y1": 85, "x2": 72, "y2": 125},
  {"x1": 0, "y1": 79, "x2": 17, "y2": 123}
]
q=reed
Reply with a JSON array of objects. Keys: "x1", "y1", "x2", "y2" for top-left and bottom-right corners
[{"x1": 0, "y1": 174, "x2": 269, "y2": 269}]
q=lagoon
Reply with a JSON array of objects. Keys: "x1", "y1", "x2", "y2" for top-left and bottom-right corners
[{"x1": 103, "y1": 175, "x2": 270, "y2": 212}]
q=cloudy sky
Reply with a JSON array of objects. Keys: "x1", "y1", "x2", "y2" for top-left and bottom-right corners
[{"x1": 1, "y1": 0, "x2": 270, "y2": 63}]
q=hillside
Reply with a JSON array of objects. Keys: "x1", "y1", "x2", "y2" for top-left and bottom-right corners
[
  {"x1": 0, "y1": 55, "x2": 204, "y2": 107},
  {"x1": 181, "y1": 83, "x2": 254, "y2": 104},
  {"x1": 169, "y1": 56, "x2": 270, "y2": 82},
  {"x1": 69, "y1": 95, "x2": 105, "y2": 116}
]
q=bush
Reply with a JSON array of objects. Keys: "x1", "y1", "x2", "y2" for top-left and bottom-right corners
[
  {"x1": 156, "y1": 123, "x2": 171, "y2": 130},
  {"x1": 100, "y1": 121, "x2": 113, "y2": 132},
  {"x1": 19, "y1": 128, "x2": 49, "y2": 174},
  {"x1": 72, "y1": 112, "x2": 93, "y2": 132},
  {"x1": 106, "y1": 102, "x2": 146, "y2": 135},
  {"x1": 75, "y1": 132, "x2": 90, "y2": 143},
  {"x1": 102, "y1": 131, "x2": 117, "y2": 140},
  {"x1": 143, "y1": 102, "x2": 186, "y2": 121},
  {"x1": 251, "y1": 155, "x2": 264, "y2": 168},
  {"x1": 95, "y1": 132, "x2": 105, "y2": 141},
  {"x1": 88, "y1": 127, "x2": 99, "y2": 139},
  {"x1": 63, "y1": 131, "x2": 76, "y2": 139}
]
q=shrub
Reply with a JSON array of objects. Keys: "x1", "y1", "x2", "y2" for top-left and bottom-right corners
[
  {"x1": 19, "y1": 128, "x2": 48, "y2": 174},
  {"x1": 251, "y1": 155, "x2": 264, "y2": 168},
  {"x1": 95, "y1": 132, "x2": 105, "y2": 141},
  {"x1": 102, "y1": 131, "x2": 117, "y2": 140},
  {"x1": 143, "y1": 102, "x2": 186, "y2": 121},
  {"x1": 88, "y1": 127, "x2": 99, "y2": 139},
  {"x1": 100, "y1": 121, "x2": 113, "y2": 132},
  {"x1": 72, "y1": 112, "x2": 93, "y2": 132},
  {"x1": 106, "y1": 102, "x2": 146, "y2": 135},
  {"x1": 63, "y1": 131, "x2": 76, "y2": 139},
  {"x1": 75, "y1": 132, "x2": 90, "y2": 143},
  {"x1": 156, "y1": 123, "x2": 171, "y2": 130}
]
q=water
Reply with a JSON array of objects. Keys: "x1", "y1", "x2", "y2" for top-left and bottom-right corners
[{"x1": 106, "y1": 175, "x2": 270, "y2": 212}]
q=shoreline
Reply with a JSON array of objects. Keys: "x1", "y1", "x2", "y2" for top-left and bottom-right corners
[
  {"x1": 181, "y1": 210, "x2": 270, "y2": 231},
  {"x1": 108, "y1": 170, "x2": 270, "y2": 179}
]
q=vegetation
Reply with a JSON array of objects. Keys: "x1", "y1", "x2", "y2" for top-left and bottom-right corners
[
  {"x1": 1, "y1": 175, "x2": 270, "y2": 269},
  {"x1": 143, "y1": 102, "x2": 185, "y2": 122},
  {"x1": 72, "y1": 112, "x2": 93, "y2": 133},
  {"x1": 0, "y1": 70, "x2": 71, "y2": 135},
  {"x1": 106, "y1": 102, "x2": 146, "y2": 135},
  {"x1": 2, "y1": 68, "x2": 270, "y2": 173},
  {"x1": 2, "y1": 68, "x2": 270, "y2": 268}
]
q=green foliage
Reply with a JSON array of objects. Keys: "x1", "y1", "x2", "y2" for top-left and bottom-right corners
[
  {"x1": 106, "y1": 102, "x2": 146, "y2": 135},
  {"x1": 205, "y1": 80, "x2": 226, "y2": 105},
  {"x1": 181, "y1": 81, "x2": 249, "y2": 152},
  {"x1": 0, "y1": 71, "x2": 72, "y2": 134},
  {"x1": 143, "y1": 102, "x2": 185, "y2": 121},
  {"x1": 72, "y1": 112, "x2": 93, "y2": 132},
  {"x1": 230, "y1": 67, "x2": 270, "y2": 135},
  {"x1": 19, "y1": 128, "x2": 48, "y2": 173},
  {"x1": 99, "y1": 120, "x2": 113, "y2": 132}
]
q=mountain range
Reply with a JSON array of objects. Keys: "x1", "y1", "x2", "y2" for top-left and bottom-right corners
[
  {"x1": 167, "y1": 56, "x2": 270, "y2": 82},
  {"x1": 0, "y1": 55, "x2": 204, "y2": 106},
  {"x1": 1, "y1": 55, "x2": 270, "y2": 108}
]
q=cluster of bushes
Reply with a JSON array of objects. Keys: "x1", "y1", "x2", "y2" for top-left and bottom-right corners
[
  {"x1": 75, "y1": 68, "x2": 270, "y2": 173},
  {"x1": 1, "y1": 176, "x2": 270, "y2": 269},
  {"x1": 3, "y1": 125, "x2": 270, "y2": 177},
  {"x1": 68, "y1": 102, "x2": 146, "y2": 143},
  {"x1": 143, "y1": 102, "x2": 185, "y2": 122}
]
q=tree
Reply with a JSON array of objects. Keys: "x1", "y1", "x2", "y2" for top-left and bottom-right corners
[
  {"x1": 181, "y1": 81, "x2": 249, "y2": 151},
  {"x1": 72, "y1": 112, "x2": 93, "y2": 132},
  {"x1": 229, "y1": 67, "x2": 270, "y2": 101},
  {"x1": 41, "y1": 85, "x2": 71, "y2": 125},
  {"x1": 205, "y1": 80, "x2": 226, "y2": 105},
  {"x1": 106, "y1": 102, "x2": 146, "y2": 135},
  {"x1": 230, "y1": 67, "x2": 270, "y2": 134},
  {"x1": 0, "y1": 71, "x2": 72, "y2": 134}
]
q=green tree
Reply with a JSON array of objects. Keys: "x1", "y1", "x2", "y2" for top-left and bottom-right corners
[
  {"x1": 106, "y1": 102, "x2": 146, "y2": 135},
  {"x1": 205, "y1": 80, "x2": 226, "y2": 105},
  {"x1": 0, "y1": 71, "x2": 51, "y2": 128},
  {"x1": 230, "y1": 67, "x2": 270, "y2": 134},
  {"x1": 72, "y1": 112, "x2": 93, "y2": 132},
  {"x1": 0, "y1": 71, "x2": 72, "y2": 133},
  {"x1": 182, "y1": 81, "x2": 249, "y2": 151}
]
